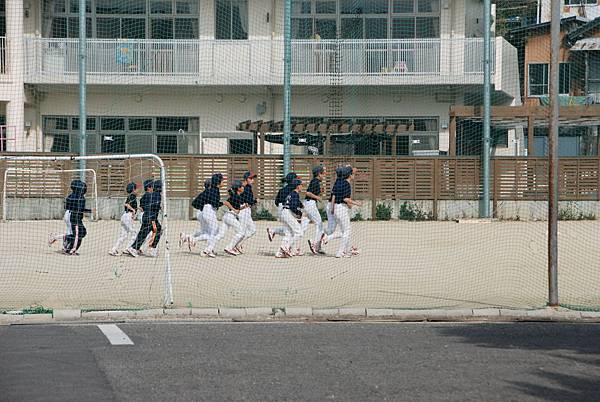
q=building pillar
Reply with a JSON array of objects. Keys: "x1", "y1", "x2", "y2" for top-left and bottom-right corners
[{"x1": 6, "y1": 0, "x2": 25, "y2": 152}]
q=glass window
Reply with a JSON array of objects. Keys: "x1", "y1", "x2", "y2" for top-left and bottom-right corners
[
  {"x1": 96, "y1": 0, "x2": 146, "y2": 14},
  {"x1": 157, "y1": 135, "x2": 178, "y2": 153},
  {"x1": 101, "y1": 117, "x2": 125, "y2": 131},
  {"x1": 129, "y1": 118, "x2": 153, "y2": 131},
  {"x1": 590, "y1": 54, "x2": 600, "y2": 81},
  {"x1": 101, "y1": 134, "x2": 126, "y2": 153},
  {"x1": 394, "y1": 0, "x2": 414, "y2": 13},
  {"x1": 67, "y1": 17, "x2": 93, "y2": 38},
  {"x1": 151, "y1": 0, "x2": 172, "y2": 14},
  {"x1": 151, "y1": 18, "x2": 174, "y2": 38},
  {"x1": 122, "y1": 18, "x2": 146, "y2": 38},
  {"x1": 418, "y1": 0, "x2": 440, "y2": 13},
  {"x1": 559, "y1": 63, "x2": 571, "y2": 95},
  {"x1": 528, "y1": 64, "x2": 548, "y2": 96},
  {"x1": 176, "y1": 0, "x2": 198, "y2": 14},
  {"x1": 392, "y1": 17, "x2": 415, "y2": 38},
  {"x1": 341, "y1": 0, "x2": 388, "y2": 14},
  {"x1": 292, "y1": 0, "x2": 312, "y2": 14},
  {"x1": 51, "y1": 17, "x2": 68, "y2": 38},
  {"x1": 157, "y1": 117, "x2": 188, "y2": 131},
  {"x1": 175, "y1": 18, "x2": 198, "y2": 39},
  {"x1": 97, "y1": 18, "x2": 121, "y2": 38},
  {"x1": 216, "y1": 0, "x2": 248, "y2": 40},
  {"x1": 54, "y1": 0, "x2": 67, "y2": 13},
  {"x1": 127, "y1": 135, "x2": 154, "y2": 153},
  {"x1": 292, "y1": 18, "x2": 313, "y2": 39},
  {"x1": 315, "y1": 19, "x2": 336, "y2": 39},
  {"x1": 69, "y1": 0, "x2": 92, "y2": 13},
  {"x1": 72, "y1": 117, "x2": 96, "y2": 131},
  {"x1": 341, "y1": 18, "x2": 363, "y2": 39},
  {"x1": 316, "y1": 0, "x2": 336, "y2": 14},
  {"x1": 51, "y1": 134, "x2": 70, "y2": 153},
  {"x1": 366, "y1": 18, "x2": 387, "y2": 39},
  {"x1": 416, "y1": 17, "x2": 439, "y2": 38},
  {"x1": 45, "y1": 117, "x2": 69, "y2": 130}
]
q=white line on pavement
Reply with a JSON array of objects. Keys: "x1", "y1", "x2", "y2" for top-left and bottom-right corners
[{"x1": 97, "y1": 324, "x2": 134, "y2": 345}]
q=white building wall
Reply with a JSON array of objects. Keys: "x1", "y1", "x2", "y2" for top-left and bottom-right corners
[{"x1": 539, "y1": 0, "x2": 600, "y2": 22}]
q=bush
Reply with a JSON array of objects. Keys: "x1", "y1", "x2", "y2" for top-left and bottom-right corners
[
  {"x1": 351, "y1": 211, "x2": 364, "y2": 222},
  {"x1": 375, "y1": 204, "x2": 393, "y2": 221},
  {"x1": 398, "y1": 202, "x2": 433, "y2": 221},
  {"x1": 319, "y1": 208, "x2": 328, "y2": 221},
  {"x1": 253, "y1": 208, "x2": 276, "y2": 221},
  {"x1": 558, "y1": 203, "x2": 596, "y2": 221}
]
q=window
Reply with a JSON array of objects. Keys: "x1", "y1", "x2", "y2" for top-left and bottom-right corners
[
  {"x1": 44, "y1": 0, "x2": 200, "y2": 39},
  {"x1": 528, "y1": 63, "x2": 571, "y2": 96},
  {"x1": 293, "y1": 0, "x2": 439, "y2": 39},
  {"x1": 43, "y1": 115, "x2": 199, "y2": 154},
  {"x1": 215, "y1": 0, "x2": 248, "y2": 40},
  {"x1": 564, "y1": 0, "x2": 596, "y2": 5}
]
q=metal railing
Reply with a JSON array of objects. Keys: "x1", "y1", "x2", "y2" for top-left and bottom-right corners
[
  {"x1": 24, "y1": 37, "x2": 497, "y2": 80},
  {"x1": 0, "y1": 37, "x2": 6, "y2": 75}
]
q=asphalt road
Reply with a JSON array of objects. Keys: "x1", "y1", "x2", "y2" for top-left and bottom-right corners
[{"x1": 1, "y1": 322, "x2": 599, "y2": 401}]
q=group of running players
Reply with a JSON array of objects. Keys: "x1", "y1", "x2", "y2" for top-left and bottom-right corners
[{"x1": 48, "y1": 164, "x2": 361, "y2": 259}]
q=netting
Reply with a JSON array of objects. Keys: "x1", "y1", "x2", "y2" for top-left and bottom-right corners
[{"x1": 0, "y1": 0, "x2": 600, "y2": 311}]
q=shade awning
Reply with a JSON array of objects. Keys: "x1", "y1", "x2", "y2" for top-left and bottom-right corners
[{"x1": 571, "y1": 38, "x2": 600, "y2": 51}]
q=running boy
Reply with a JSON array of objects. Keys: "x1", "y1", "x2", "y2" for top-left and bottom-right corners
[
  {"x1": 304, "y1": 165, "x2": 326, "y2": 254},
  {"x1": 126, "y1": 179, "x2": 162, "y2": 258},
  {"x1": 220, "y1": 180, "x2": 248, "y2": 256},
  {"x1": 277, "y1": 178, "x2": 304, "y2": 258},
  {"x1": 53, "y1": 179, "x2": 91, "y2": 255},
  {"x1": 237, "y1": 170, "x2": 258, "y2": 253},
  {"x1": 109, "y1": 182, "x2": 139, "y2": 256}
]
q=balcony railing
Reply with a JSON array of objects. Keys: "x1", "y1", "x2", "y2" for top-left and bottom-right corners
[
  {"x1": 0, "y1": 37, "x2": 6, "y2": 75},
  {"x1": 23, "y1": 37, "x2": 497, "y2": 84}
]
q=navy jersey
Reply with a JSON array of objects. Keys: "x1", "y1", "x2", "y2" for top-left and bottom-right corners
[
  {"x1": 275, "y1": 184, "x2": 293, "y2": 206},
  {"x1": 328, "y1": 178, "x2": 344, "y2": 202},
  {"x1": 284, "y1": 191, "x2": 302, "y2": 218},
  {"x1": 65, "y1": 192, "x2": 91, "y2": 224},
  {"x1": 191, "y1": 191, "x2": 206, "y2": 210},
  {"x1": 331, "y1": 180, "x2": 352, "y2": 205},
  {"x1": 203, "y1": 186, "x2": 223, "y2": 210},
  {"x1": 125, "y1": 193, "x2": 137, "y2": 212},
  {"x1": 241, "y1": 184, "x2": 257, "y2": 206},
  {"x1": 227, "y1": 192, "x2": 244, "y2": 210},
  {"x1": 305, "y1": 178, "x2": 321, "y2": 200},
  {"x1": 141, "y1": 192, "x2": 162, "y2": 223}
]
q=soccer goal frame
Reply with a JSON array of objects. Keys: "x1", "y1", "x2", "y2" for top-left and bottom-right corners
[
  {"x1": 0, "y1": 154, "x2": 173, "y2": 306},
  {"x1": 2, "y1": 168, "x2": 99, "y2": 222}
]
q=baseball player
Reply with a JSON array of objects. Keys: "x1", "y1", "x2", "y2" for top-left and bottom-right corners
[
  {"x1": 109, "y1": 182, "x2": 139, "y2": 256},
  {"x1": 125, "y1": 179, "x2": 162, "y2": 258},
  {"x1": 276, "y1": 178, "x2": 304, "y2": 258},
  {"x1": 219, "y1": 180, "x2": 248, "y2": 256},
  {"x1": 267, "y1": 172, "x2": 297, "y2": 242},
  {"x1": 238, "y1": 171, "x2": 258, "y2": 253},
  {"x1": 48, "y1": 179, "x2": 92, "y2": 255},
  {"x1": 180, "y1": 179, "x2": 211, "y2": 251},
  {"x1": 199, "y1": 173, "x2": 224, "y2": 258},
  {"x1": 304, "y1": 165, "x2": 326, "y2": 254},
  {"x1": 330, "y1": 167, "x2": 361, "y2": 258}
]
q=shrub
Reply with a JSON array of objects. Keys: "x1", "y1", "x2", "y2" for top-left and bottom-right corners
[
  {"x1": 351, "y1": 211, "x2": 364, "y2": 222},
  {"x1": 319, "y1": 208, "x2": 328, "y2": 221},
  {"x1": 375, "y1": 203, "x2": 393, "y2": 221},
  {"x1": 398, "y1": 201, "x2": 433, "y2": 221},
  {"x1": 558, "y1": 203, "x2": 596, "y2": 221},
  {"x1": 253, "y1": 208, "x2": 276, "y2": 221}
]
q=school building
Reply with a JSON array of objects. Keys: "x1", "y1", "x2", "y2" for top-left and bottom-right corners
[{"x1": 0, "y1": 0, "x2": 521, "y2": 157}]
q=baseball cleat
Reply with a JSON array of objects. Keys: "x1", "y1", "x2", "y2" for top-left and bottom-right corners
[
  {"x1": 320, "y1": 233, "x2": 328, "y2": 245},
  {"x1": 295, "y1": 249, "x2": 304, "y2": 256},
  {"x1": 108, "y1": 249, "x2": 120, "y2": 256},
  {"x1": 235, "y1": 245, "x2": 244, "y2": 254},
  {"x1": 267, "y1": 228, "x2": 274, "y2": 242},
  {"x1": 124, "y1": 247, "x2": 139, "y2": 258},
  {"x1": 48, "y1": 234, "x2": 57, "y2": 246},
  {"x1": 308, "y1": 240, "x2": 317, "y2": 255},
  {"x1": 224, "y1": 248, "x2": 238, "y2": 256},
  {"x1": 179, "y1": 232, "x2": 186, "y2": 247}
]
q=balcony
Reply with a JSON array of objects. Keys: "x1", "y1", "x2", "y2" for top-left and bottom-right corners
[{"x1": 23, "y1": 37, "x2": 512, "y2": 89}]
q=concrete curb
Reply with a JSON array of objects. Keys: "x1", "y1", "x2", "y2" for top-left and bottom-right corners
[{"x1": 1, "y1": 307, "x2": 599, "y2": 324}]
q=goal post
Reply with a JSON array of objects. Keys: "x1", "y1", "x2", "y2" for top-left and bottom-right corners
[
  {"x1": 3, "y1": 168, "x2": 99, "y2": 221},
  {"x1": 0, "y1": 154, "x2": 173, "y2": 308}
]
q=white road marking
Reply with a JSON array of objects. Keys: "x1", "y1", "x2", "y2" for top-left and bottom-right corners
[{"x1": 97, "y1": 324, "x2": 134, "y2": 345}]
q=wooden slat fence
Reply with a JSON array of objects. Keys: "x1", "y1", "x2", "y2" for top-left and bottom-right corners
[{"x1": 1, "y1": 154, "x2": 600, "y2": 219}]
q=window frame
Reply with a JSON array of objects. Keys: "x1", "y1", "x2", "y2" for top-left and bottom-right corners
[
  {"x1": 44, "y1": 0, "x2": 200, "y2": 39},
  {"x1": 528, "y1": 62, "x2": 571, "y2": 97},
  {"x1": 564, "y1": 0, "x2": 596, "y2": 5},
  {"x1": 292, "y1": 0, "x2": 440, "y2": 40},
  {"x1": 215, "y1": 0, "x2": 249, "y2": 40}
]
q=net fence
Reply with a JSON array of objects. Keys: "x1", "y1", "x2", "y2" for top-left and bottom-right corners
[{"x1": 0, "y1": 0, "x2": 599, "y2": 311}]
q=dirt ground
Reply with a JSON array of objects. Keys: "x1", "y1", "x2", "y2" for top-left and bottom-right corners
[{"x1": 0, "y1": 219, "x2": 598, "y2": 310}]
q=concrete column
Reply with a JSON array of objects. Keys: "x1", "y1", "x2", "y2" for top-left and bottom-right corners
[{"x1": 6, "y1": 0, "x2": 25, "y2": 152}]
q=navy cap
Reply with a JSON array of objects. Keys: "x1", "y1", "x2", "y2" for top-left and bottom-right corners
[
  {"x1": 231, "y1": 180, "x2": 244, "y2": 191},
  {"x1": 283, "y1": 172, "x2": 298, "y2": 184},
  {"x1": 143, "y1": 179, "x2": 154, "y2": 190},
  {"x1": 211, "y1": 173, "x2": 224, "y2": 186},
  {"x1": 153, "y1": 179, "x2": 162, "y2": 193},
  {"x1": 312, "y1": 165, "x2": 325, "y2": 177},
  {"x1": 290, "y1": 178, "x2": 302, "y2": 188},
  {"x1": 126, "y1": 182, "x2": 137, "y2": 194},
  {"x1": 335, "y1": 166, "x2": 345, "y2": 178},
  {"x1": 243, "y1": 171, "x2": 257, "y2": 180}
]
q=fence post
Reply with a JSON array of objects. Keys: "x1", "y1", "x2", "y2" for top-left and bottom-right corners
[
  {"x1": 492, "y1": 158, "x2": 498, "y2": 218},
  {"x1": 371, "y1": 158, "x2": 377, "y2": 219},
  {"x1": 433, "y1": 158, "x2": 439, "y2": 221},
  {"x1": 188, "y1": 157, "x2": 196, "y2": 220}
]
